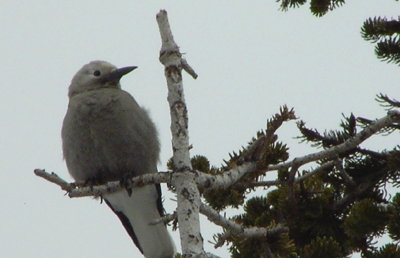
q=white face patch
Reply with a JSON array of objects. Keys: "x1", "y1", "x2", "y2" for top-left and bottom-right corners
[{"x1": 68, "y1": 61, "x2": 118, "y2": 98}]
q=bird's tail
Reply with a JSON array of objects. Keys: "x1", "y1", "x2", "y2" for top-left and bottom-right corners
[{"x1": 104, "y1": 185, "x2": 175, "y2": 258}]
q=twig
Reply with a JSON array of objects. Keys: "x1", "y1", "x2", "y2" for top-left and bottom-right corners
[
  {"x1": 182, "y1": 58, "x2": 198, "y2": 79},
  {"x1": 334, "y1": 159, "x2": 356, "y2": 186},
  {"x1": 150, "y1": 211, "x2": 177, "y2": 225},
  {"x1": 34, "y1": 169, "x2": 73, "y2": 191}
]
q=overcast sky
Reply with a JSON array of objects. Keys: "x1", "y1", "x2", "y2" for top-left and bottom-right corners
[{"x1": 1, "y1": 1, "x2": 399, "y2": 258}]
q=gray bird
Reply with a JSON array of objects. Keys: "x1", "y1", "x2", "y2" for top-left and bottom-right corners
[{"x1": 62, "y1": 60, "x2": 175, "y2": 258}]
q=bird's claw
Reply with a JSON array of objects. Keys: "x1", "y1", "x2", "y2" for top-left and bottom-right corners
[
  {"x1": 83, "y1": 177, "x2": 101, "y2": 191},
  {"x1": 120, "y1": 174, "x2": 134, "y2": 197}
]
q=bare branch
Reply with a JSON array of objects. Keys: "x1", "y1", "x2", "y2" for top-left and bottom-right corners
[
  {"x1": 240, "y1": 179, "x2": 284, "y2": 188},
  {"x1": 182, "y1": 58, "x2": 198, "y2": 79},
  {"x1": 334, "y1": 159, "x2": 356, "y2": 186},
  {"x1": 237, "y1": 160, "x2": 337, "y2": 188},
  {"x1": 34, "y1": 169, "x2": 73, "y2": 191},
  {"x1": 35, "y1": 162, "x2": 259, "y2": 198},
  {"x1": 295, "y1": 161, "x2": 335, "y2": 183},
  {"x1": 157, "y1": 9, "x2": 192, "y2": 171},
  {"x1": 34, "y1": 169, "x2": 171, "y2": 197},
  {"x1": 156, "y1": 10, "x2": 197, "y2": 80},
  {"x1": 196, "y1": 162, "x2": 258, "y2": 190},
  {"x1": 157, "y1": 10, "x2": 179, "y2": 55},
  {"x1": 200, "y1": 202, "x2": 289, "y2": 244},
  {"x1": 200, "y1": 202, "x2": 243, "y2": 236},
  {"x1": 157, "y1": 9, "x2": 203, "y2": 257}
]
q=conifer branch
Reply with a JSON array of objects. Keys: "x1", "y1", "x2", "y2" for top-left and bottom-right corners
[
  {"x1": 330, "y1": 165, "x2": 390, "y2": 211},
  {"x1": 362, "y1": 17, "x2": 400, "y2": 65},
  {"x1": 277, "y1": 0, "x2": 344, "y2": 17},
  {"x1": 376, "y1": 93, "x2": 400, "y2": 109},
  {"x1": 362, "y1": 17, "x2": 400, "y2": 43},
  {"x1": 266, "y1": 111, "x2": 400, "y2": 172}
]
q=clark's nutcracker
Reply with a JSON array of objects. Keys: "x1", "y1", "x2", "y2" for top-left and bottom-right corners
[{"x1": 62, "y1": 60, "x2": 175, "y2": 258}]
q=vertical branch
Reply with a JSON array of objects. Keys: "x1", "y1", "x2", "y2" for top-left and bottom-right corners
[
  {"x1": 156, "y1": 10, "x2": 203, "y2": 257},
  {"x1": 287, "y1": 164, "x2": 299, "y2": 202},
  {"x1": 156, "y1": 10, "x2": 191, "y2": 171}
]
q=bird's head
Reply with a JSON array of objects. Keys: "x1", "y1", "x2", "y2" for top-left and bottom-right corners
[{"x1": 68, "y1": 60, "x2": 137, "y2": 98}]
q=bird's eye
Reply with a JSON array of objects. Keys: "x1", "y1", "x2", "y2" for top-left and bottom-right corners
[{"x1": 93, "y1": 70, "x2": 101, "y2": 77}]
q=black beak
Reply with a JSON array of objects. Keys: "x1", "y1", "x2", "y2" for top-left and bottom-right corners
[{"x1": 107, "y1": 66, "x2": 137, "y2": 82}]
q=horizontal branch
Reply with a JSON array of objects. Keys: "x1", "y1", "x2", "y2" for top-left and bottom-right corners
[
  {"x1": 233, "y1": 160, "x2": 337, "y2": 189},
  {"x1": 34, "y1": 164, "x2": 259, "y2": 198},
  {"x1": 196, "y1": 162, "x2": 257, "y2": 189},
  {"x1": 34, "y1": 169, "x2": 171, "y2": 198},
  {"x1": 35, "y1": 110, "x2": 400, "y2": 199},
  {"x1": 240, "y1": 179, "x2": 284, "y2": 188},
  {"x1": 34, "y1": 169, "x2": 73, "y2": 191}
]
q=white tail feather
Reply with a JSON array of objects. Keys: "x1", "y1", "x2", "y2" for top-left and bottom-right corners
[{"x1": 104, "y1": 186, "x2": 175, "y2": 258}]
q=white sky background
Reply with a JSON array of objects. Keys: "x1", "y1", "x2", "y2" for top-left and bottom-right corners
[{"x1": 1, "y1": 1, "x2": 399, "y2": 257}]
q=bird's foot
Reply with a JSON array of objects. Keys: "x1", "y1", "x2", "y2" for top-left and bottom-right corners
[
  {"x1": 120, "y1": 173, "x2": 134, "y2": 197},
  {"x1": 83, "y1": 176, "x2": 102, "y2": 190}
]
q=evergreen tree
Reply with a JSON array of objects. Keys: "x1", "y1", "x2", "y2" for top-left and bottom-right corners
[
  {"x1": 177, "y1": 2, "x2": 400, "y2": 257},
  {"x1": 194, "y1": 96, "x2": 400, "y2": 257},
  {"x1": 276, "y1": 0, "x2": 400, "y2": 65},
  {"x1": 186, "y1": 2, "x2": 400, "y2": 257}
]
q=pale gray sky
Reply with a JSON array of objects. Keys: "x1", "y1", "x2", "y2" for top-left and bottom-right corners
[{"x1": 1, "y1": 1, "x2": 399, "y2": 257}]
